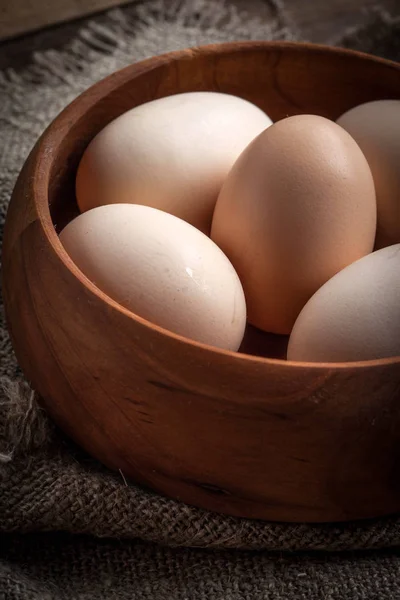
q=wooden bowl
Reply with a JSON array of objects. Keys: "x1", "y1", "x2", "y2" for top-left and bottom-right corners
[{"x1": 3, "y1": 42, "x2": 400, "y2": 523}]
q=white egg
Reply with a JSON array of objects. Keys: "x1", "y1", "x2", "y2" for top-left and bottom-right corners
[
  {"x1": 287, "y1": 244, "x2": 400, "y2": 363},
  {"x1": 337, "y1": 100, "x2": 400, "y2": 248},
  {"x1": 76, "y1": 92, "x2": 272, "y2": 234},
  {"x1": 59, "y1": 204, "x2": 246, "y2": 351}
]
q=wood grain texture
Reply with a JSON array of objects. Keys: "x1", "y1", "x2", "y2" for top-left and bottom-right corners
[
  {"x1": 2, "y1": 42, "x2": 400, "y2": 522},
  {"x1": 0, "y1": 0, "x2": 132, "y2": 40}
]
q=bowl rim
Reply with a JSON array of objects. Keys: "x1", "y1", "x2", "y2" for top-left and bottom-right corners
[{"x1": 32, "y1": 40, "x2": 400, "y2": 371}]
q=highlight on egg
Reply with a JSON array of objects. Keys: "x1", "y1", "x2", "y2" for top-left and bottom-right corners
[
  {"x1": 59, "y1": 204, "x2": 247, "y2": 352},
  {"x1": 76, "y1": 91, "x2": 272, "y2": 234}
]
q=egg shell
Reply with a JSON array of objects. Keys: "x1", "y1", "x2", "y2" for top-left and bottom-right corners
[
  {"x1": 76, "y1": 92, "x2": 272, "y2": 234},
  {"x1": 59, "y1": 204, "x2": 246, "y2": 351},
  {"x1": 337, "y1": 100, "x2": 400, "y2": 249},
  {"x1": 287, "y1": 244, "x2": 400, "y2": 363},
  {"x1": 211, "y1": 114, "x2": 377, "y2": 335}
]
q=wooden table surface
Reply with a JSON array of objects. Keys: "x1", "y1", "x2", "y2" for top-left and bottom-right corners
[
  {"x1": 0, "y1": 0, "x2": 132, "y2": 40},
  {"x1": 1, "y1": 0, "x2": 398, "y2": 43}
]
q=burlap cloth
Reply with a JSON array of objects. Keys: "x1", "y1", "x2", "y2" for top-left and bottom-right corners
[{"x1": 1, "y1": 1, "x2": 400, "y2": 598}]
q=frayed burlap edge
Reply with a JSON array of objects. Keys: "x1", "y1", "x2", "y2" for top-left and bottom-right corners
[{"x1": 1, "y1": 373, "x2": 400, "y2": 553}]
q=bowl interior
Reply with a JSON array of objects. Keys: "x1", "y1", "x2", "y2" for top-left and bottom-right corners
[{"x1": 46, "y1": 42, "x2": 400, "y2": 362}]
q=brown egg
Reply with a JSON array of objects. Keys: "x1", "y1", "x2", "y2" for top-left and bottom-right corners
[{"x1": 211, "y1": 114, "x2": 377, "y2": 335}]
